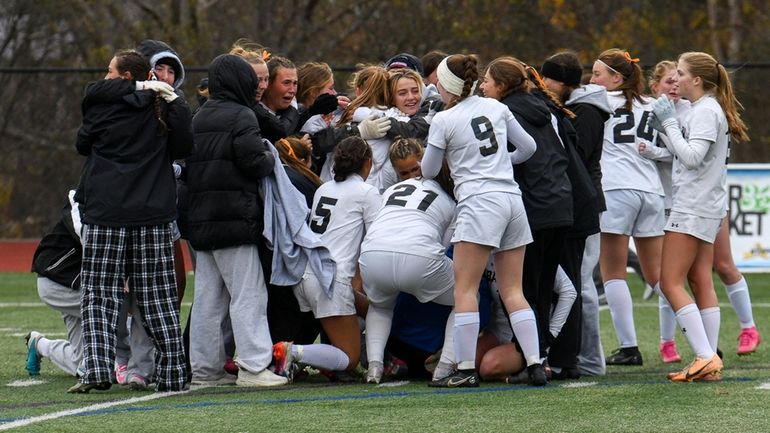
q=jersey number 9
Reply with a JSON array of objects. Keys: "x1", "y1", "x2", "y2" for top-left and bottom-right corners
[{"x1": 471, "y1": 116, "x2": 499, "y2": 157}]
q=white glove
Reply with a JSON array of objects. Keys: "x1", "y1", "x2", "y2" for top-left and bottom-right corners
[
  {"x1": 652, "y1": 95, "x2": 676, "y2": 124},
  {"x1": 136, "y1": 80, "x2": 178, "y2": 103},
  {"x1": 357, "y1": 115, "x2": 391, "y2": 140}
]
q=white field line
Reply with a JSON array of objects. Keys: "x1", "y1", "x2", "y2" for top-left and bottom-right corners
[{"x1": 0, "y1": 389, "x2": 189, "y2": 431}]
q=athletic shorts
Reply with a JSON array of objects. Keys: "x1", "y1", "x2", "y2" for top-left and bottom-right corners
[
  {"x1": 293, "y1": 271, "x2": 356, "y2": 319},
  {"x1": 359, "y1": 251, "x2": 454, "y2": 306},
  {"x1": 601, "y1": 189, "x2": 665, "y2": 237},
  {"x1": 452, "y1": 192, "x2": 532, "y2": 252},
  {"x1": 665, "y1": 211, "x2": 722, "y2": 243}
]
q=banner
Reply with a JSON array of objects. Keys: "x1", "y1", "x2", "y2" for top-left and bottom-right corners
[{"x1": 728, "y1": 164, "x2": 770, "y2": 272}]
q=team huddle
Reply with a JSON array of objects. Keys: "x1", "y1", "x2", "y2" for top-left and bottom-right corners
[{"x1": 25, "y1": 39, "x2": 761, "y2": 393}]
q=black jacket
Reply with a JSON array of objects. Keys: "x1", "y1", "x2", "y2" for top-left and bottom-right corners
[
  {"x1": 179, "y1": 54, "x2": 275, "y2": 250},
  {"x1": 568, "y1": 103, "x2": 609, "y2": 212},
  {"x1": 254, "y1": 102, "x2": 300, "y2": 144},
  {"x1": 31, "y1": 196, "x2": 82, "y2": 290},
  {"x1": 503, "y1": 92, "x2": 573, "y2": 231},
  {"x1": 75, "y1": 79, "x2": 193, "y2": 227}
]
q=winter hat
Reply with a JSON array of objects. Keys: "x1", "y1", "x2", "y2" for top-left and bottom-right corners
[
  {"x1": 385, "y1": 53, "x2": 424, "y2": 76},
  {"x1": 136, "y1": 39, "x2": 186, "y2": 89},
  {"x1": 540, "y1": 59, "x2": 582, "y2": 87}
]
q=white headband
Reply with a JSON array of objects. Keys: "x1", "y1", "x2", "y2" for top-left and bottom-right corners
[
  {"x1": 437, "y1": 57, "x2": 476, "y2": 97},
  {"x1": 596, "y1": 59, "x2": 625, "y2": 79}
]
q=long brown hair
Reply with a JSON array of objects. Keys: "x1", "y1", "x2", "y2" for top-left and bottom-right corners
[
  {"x1": 276, "y1": 137, "x2": 321, "y2": 186},
  {"x1": 486, "y1": 56, "x2": 574, "y2": 118},
  {"x1": 679, "y1": 52, "x2": 750, "y2": 143},
  {"x1": 443, "y1": 54, "x2": 479, "y2": 109},
  {"x1": 297, "y1": 62, "x2": 333, "y2": 107},
  {"x1": 115, "y1": 50, "x2": 168, "y2": 133},
  {"x1": 337, "y1": 65, "x2": 390, "y2": 126},
  {"x1": 597, "y1": 48, "x2": 644, "y2": 110}
]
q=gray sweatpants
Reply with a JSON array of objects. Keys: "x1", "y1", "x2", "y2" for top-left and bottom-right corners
[
  {"x1": 37, "y1": 277, "x2": 83, "y2": 376},
  {"x1": 577, "y1": 233, "x2": 606, "y2": 375},
  {"x1": 190, "y1": 245, "x2": 273, "y2": 379}
]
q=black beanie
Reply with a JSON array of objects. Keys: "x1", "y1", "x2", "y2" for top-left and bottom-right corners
[{"x1": 540, "y1": 60, "x2": 582, "y2": 87}]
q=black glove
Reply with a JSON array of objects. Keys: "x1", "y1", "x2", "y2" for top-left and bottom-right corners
[{"x1": 308, "y1": 93, "x2": 339, "y2": 116}]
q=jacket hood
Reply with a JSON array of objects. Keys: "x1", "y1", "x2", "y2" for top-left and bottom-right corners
[
  {"x1": 566, "y1": 84, "x2": 613, "y2": 114},
  {"x1": 207, "y1": 54, "x2": 258, "y2": 107},
  {"x1": 136, "y1": 39, "x2": 185, "y2": 89},
  {"x1": 502, "y1": 91, "x2": 551, "y2": 127}
]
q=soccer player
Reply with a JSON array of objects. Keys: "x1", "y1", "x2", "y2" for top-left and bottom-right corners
[
  {"x1": 652, "y1": 52, "x2": 750, "y2": 381},
  {"x1": 421, "y1": 54, "x2": 545, "y2": 387}
]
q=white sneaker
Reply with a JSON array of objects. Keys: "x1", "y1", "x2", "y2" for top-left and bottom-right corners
[
  {"x1": 190, "y1": 373, "x2": 237, "y2": 386},
  {"x1": 366, "y1": 361, "x2": 383, "y2": 384},
  {"x1": 236, "y1": 368, "x2": 288, "y2": 387}
]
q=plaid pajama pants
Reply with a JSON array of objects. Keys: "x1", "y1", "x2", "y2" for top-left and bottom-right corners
[{"x1": 80, "y1": 223, "x2": 186, "y2": 391}]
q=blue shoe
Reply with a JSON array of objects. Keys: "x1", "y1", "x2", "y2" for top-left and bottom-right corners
[{"x1": 24, "y1": 331, "x2": 43, "y2": 376}]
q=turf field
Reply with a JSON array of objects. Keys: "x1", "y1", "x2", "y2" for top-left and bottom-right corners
[{"x1": 1, "y1": 272, "x2": 768, "y2": 432}]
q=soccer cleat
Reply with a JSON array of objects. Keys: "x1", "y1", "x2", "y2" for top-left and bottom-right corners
[
  {"x1": 737, "y1": 326, "x2": 761, "y2": 356},
  {"x1": 667, "y1": 353, "x2": 723, "y2": 382},
  {"x1": 526, "y1": 363, "x2": 548, "y2": 387},
  {"x1": 67, "y1": 381, "x2": 112, "y2": 394},
  {"x1": 550, "y1": 366, "x2": 581, "y2": 381},
  {"x1": 127, "y1": 374, "x2": 149, "y2": 391},
  {"x1": 659, "y1": 340, "x2": 682, "y2": 363},
  {"x1": 114, "y1": 363, "x2": 129, "y2": 385},
  {"x1": 236, "y1": 368, "x2": 288, "y2": 387},
  {"x1": 366, "y1": 360, "x2": 384, "y2": 384},
  {"x1": 272, "y1": 341, "x2": 297, "y2": 381},
  {"x1": 606, "y1": 347, "x2": 643, "y2": 366},
  {"x1": 24, "y1": 332, "x2": 43, "y2": 376},
  {"x1": 429, "y1": 369, "x2": 479, "y2": 388}
]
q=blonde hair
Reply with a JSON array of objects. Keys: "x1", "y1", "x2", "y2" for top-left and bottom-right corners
[
  {"x1": 678, "y1": 52, "x2": 749, "y2": 142},
  {"x1": 338, "y1": 65, "x2": 391, "y2": 126},
  {"x1": 297, "y1": 62, "x2": 333, "y2": 107},
  {"x1": 648, "y1": 60, "x2": 677, "y2": 90},
  {"x1": 229, "y1": 39, "x2": 268, "y2": 66},
  {"x1": 388, "y1": 68, "x2": 424, "y2": 107}
]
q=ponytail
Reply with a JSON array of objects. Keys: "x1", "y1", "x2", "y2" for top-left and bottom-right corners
[{"x1": 524, "y1": 64, "x2": 575, "y2": 119}]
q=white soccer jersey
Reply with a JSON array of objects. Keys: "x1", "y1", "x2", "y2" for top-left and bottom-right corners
[
  {"x1": 309, "y1": 174, "x2": 381, "y2": 282},
  {"x1": 670, "y1": 95, "x2": 730, "y2": 219},
  {"x1": 360, "y1": 178, "x2": 456, "y2": 260},
  {"x1": 427, "y1": 95, "x2": 520, "y2": 203},
  {"x1": 600, "y1": 91, "x2": 664, "y2": 195}
]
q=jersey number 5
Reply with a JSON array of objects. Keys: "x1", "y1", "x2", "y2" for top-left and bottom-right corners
[
  {"x1": 471, "y1": 116, "x2": 498, "y2": 156},
  {"x1": 310, "y1": 196, "x2": 338, "y2": 234}
]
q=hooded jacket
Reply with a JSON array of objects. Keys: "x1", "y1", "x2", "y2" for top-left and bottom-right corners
[
  {"x1": 179, "y1": 54, "x2": 275, "y2": 250},
  {"x1": 136, "y1": 39, "x2": 186, "y2": 90},
  {"x1": 31, "y1": 191, "x2": 83, "y2": 290},
  {"x1": 502, "y1": 91, "x2": 573, "y2": 231},
  {"x1": 565, "y1": 84, "x2": 613, "y2": 212},
  {"x1": 75, "y1": 79, "x2": 193, "y2": 227}
]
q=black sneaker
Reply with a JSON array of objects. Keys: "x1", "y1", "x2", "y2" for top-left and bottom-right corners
[
  {"x1": 428, "y1": 369, "x2": 479, "y2": 388},
  {"x1": 526, "y1": 363, "x2": 548, "y2": 387},
  {"x1": 551, "y1": 366, "x2": 581, "y2": 381},
  {"x1": 606, "y1": 347, "x2": 643, "y2": 366},
  {"x1": 67, "y1": 381, "x2": 112, "y2": 394}
]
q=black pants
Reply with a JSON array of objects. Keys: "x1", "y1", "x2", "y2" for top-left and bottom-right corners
[
  {"x1": 520, "y1": 226, "x2": 568, "y2": 359},
  {"x1": 548, "y1": 236, "x2": 586, "y2": 369}
]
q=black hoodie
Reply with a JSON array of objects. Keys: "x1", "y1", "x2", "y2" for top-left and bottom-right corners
[
  {"x1": 136, "y1": 39, "x2": 186, "y2": 90},
  {"x1": 502, "y1": 91, "x2": 573, "y2": 231},
  {"x1": 179, "y1": 54, "x2": 275, "y2": 250}
]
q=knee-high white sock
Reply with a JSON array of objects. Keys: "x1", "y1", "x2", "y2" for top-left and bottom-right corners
[
  {"x1": 294, "y1": 344, "x2": 350, "y2": 371},
  {"x1": 604, "y1": 279, "x2": 638, "y2": 347},
  {"x1": 725, "y1": 277, "x2": 755, "y2": 328},
  {"x1": 659, "y1": 296, "x2": 677, "y2": 342},
  {"x1": 36, "y1": 337, "x2": 52, "y2": 358},
  {"x1": 675, "y1": 304, "x2": 714, "y2": 359},
  {"x1": 509, "y1": 308, "x2": 541, "y2": 366},
  {"x1": 700, "y1": 307, "x2": 721, "y2": 352},
  {"x1": 365, "y1": 305, "x2": 393, "y2": 364},
  {"x1": 453, "y1": 312, "x2": 479, "y2": 371}
]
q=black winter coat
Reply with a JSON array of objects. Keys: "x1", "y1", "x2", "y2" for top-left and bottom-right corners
[
  {"x1": 568, "y1": 103, "x2": 609, "y2": 212},
  {"x1": 179, "y1": 54, "x2": 275, "y2": 251},
  {"x1": 503, "y1": 92, "x2": 573, "y2": 231},
  {"x1": 75, "y1": 79, "x2": 193, "y2": 227},
  {"x1": 31, "y1": 197, "x2": 83, "y2": 290}
]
